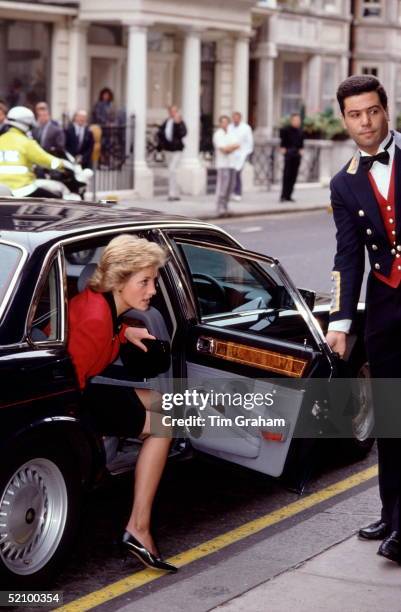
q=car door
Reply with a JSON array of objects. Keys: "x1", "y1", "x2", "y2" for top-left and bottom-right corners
[{"x1": 167, "y1": 236, "x2": 335, "y2": 478}]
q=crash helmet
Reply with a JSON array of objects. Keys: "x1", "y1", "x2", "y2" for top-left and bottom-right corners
[{"x1": 6, "y1": 106, "x2": 36, "y2": 133}]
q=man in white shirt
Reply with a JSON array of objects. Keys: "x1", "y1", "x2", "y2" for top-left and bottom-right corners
[
  {"x1": 228, "y1": 111, "x2": 254, "y2": 202},
  {"x1": 213, "y1": 115, "x2": 239, "y2": 217},
  {"x1": 326, "y1": 75, "x2": 401, "y2": 563}
]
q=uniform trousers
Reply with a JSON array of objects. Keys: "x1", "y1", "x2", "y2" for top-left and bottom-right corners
[{"x1": 365, "y1": 273, "x2": 401, "y2": 531}]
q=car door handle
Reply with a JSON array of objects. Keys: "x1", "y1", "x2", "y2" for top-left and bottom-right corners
[{"x1": 196, "y1": 336, "x2": 215, "y2": 355}]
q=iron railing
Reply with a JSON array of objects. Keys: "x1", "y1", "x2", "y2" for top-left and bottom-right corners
[{"x1": 92, "y1": 115, "x2": 136, "y2": 198}]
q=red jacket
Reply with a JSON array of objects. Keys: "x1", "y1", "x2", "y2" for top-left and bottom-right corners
[{"x1": 68, "y1": 288, "x2": 127, "y2": 390}]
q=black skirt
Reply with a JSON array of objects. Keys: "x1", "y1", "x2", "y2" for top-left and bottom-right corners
[{"x1": 82, "y1": 383, "x2": 147, "y2": 438}]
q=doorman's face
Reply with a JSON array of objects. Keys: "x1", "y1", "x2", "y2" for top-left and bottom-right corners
[{"x1": 342, "y1": 91, "x2": 389, "y2": 154}]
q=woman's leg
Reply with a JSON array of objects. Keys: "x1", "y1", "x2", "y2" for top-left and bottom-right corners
[{"x1": 125, "y1": 388, "x2": 171, "y2": 555}]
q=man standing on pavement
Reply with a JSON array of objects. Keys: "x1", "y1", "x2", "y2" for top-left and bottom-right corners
[
  {"x1": 228, "y1": 111, "x2": 254, "y2": 202},
  {"x1": 279, "y1": 113, "x2": 304, "y2": 202},
  {"x1": 326, "y1": 75, "x2": 401, "y2": 564},
  {"x1": 33, "y1": 102, "x2": 65, "y2": 155},
  {"x1": 157, "y1": 105, "x2": 187, "y2": 202},
  {"x1": 213, "y1": 115, "x2": 239, "y2": 217},
  {"x1": 65, "y1": 110, "x2": 94, "y2": 169}
]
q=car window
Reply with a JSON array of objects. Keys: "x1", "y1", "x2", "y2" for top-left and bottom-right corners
[
  {"x1": 30, "y1": 260, "x2": 60, "y2": 342},
  {"x1": 175, "y1": 242, "x2": 318, "y2": 347},
  {"x1": 0, "y1": 243, "x2": 23, "y2": 314},
  {"x1": 179, "y1": 243, "x2": 287, "y2": 317}
]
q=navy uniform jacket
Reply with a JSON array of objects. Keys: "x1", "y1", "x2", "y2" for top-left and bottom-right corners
[{"x1": 329, "y1": 130, "x2": 401, "y2": 324}]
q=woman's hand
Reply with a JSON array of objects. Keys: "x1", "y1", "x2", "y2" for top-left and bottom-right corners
[{"x1": 124, "y1": 326, "x2": 156, "y2": 352}]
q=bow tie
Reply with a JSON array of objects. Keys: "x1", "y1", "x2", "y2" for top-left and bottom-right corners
[
  {"x1": 361, "y1": 134, "x2": 393, "y2": 171},
  {"x1": 361, "y1": 150, "x2": 390, "y2": 171}
]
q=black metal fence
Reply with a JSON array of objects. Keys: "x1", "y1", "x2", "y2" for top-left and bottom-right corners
[
  {"x1": 252, "y1": 140, "x2": 321, "y2": 189},
  {"x1": 92, "y1": 115, "x2": 136, "y2": 198}
]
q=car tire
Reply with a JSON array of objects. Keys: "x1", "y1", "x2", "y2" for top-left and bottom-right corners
[
  {"x1": 0, "y1": 437, "x2": 81, "y2": 588},
  {"x1": 339, "y1": 359, "x2": 375, "y2": 460}
]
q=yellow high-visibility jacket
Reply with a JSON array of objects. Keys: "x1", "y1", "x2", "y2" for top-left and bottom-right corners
[{"x1": 0, "y1": 127, "x2": 63, "y2": 192}]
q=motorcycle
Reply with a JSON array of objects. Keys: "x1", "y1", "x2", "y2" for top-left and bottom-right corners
[
  {"x1": 0, "y1": 152, "x2": 93, "y2": 201},
  {"x1": 33, "y1": 151, "x2": 94, "y2": 201}
]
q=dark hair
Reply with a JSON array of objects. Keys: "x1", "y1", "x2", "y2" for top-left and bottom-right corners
[
  {"x1": 337, "y1": 75, "x2": 388, "y2": 115},
  {"x1": 99, "y1": 87, "x2": 114, "y2": 102}
]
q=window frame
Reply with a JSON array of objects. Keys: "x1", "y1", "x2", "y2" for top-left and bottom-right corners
[
  {"x1": 170, "y1": 237, "x2": 329, "y2": 355},
  {"x1": 25, "y1": 249, "x2": 65, "y2": 347}
]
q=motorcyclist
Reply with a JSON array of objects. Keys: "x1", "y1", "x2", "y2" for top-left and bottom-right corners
[{"x1": 0, "y1": 106, "x2": 73, "y2": 197}]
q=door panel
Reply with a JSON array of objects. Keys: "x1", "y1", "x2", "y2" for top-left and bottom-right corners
[{"x1": 168, "y1": 237, "x2": 332, "y2": 477}]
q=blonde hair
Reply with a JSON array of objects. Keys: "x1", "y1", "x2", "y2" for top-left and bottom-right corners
[{"x1": 89, "y1": 234, "x2": 168, "y2": 293}]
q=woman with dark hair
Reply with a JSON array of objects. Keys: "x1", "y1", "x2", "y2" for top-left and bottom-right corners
[
  {"x1": 68, "y1": 234, "x2": 177, "y2": 573},
  {"x1": 92, "y1": 87, "x2": 115, "y2": 126}
]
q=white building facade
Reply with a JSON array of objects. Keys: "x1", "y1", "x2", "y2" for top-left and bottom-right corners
[{"x1": 1, "y1": 0, "x2": 401, "y2": 196}]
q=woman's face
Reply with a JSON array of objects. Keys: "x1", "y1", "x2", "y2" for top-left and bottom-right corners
[{"x1": 115, "y1": 266, "x2": 158, "y2": 313}]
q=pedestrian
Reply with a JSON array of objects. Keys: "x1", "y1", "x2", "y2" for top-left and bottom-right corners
[
  {"x1": 0, "y1": 102, "x2": 9, "y2": 135},
  {"x1": 32, "y1": 101, "x2": 65, "y2": 155},
  {"x1": 65, "y1": 110, "x2": 94, "y2": 168},
  {"x1": 228, "y1": 111, "x2": 254, "y2": 202},
  {"x1": 157, "y1": 105, "x2": 187, "y2": 201},
  {"x1": 91, "y1": 87, "x2": 115, "y2": 126},
  {"x1": 67, "y1": 234, "x2": 177, "y2": 573},
  {"x1": 213, "y1": 115, "x2": 240, "y2": 217},
  {"x1": 326, "y1": 75, "x2": 401, "y2": 564},
  {"x1": 279, "y1": 112, "x2": 304, "y2": 202}
]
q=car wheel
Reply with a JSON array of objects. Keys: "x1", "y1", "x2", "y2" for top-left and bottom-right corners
[
  {"x1": 341, "y1": 360, "x2": 375, "y2": 460},
  {"x1": 0, "y1": 440, "x2": 80, "y2": 587}
]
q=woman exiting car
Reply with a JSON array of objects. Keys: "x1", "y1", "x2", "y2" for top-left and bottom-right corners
[{"x1": 67, "y1": 234, "x2": 177, "y2": 573}]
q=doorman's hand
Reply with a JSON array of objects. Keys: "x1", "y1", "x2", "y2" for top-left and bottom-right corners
[{"x1": 326, "y1": 330, "x2": 347, "y2": 359}]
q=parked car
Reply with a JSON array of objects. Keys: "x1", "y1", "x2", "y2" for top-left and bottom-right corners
[{"x1": 0, "y1": 199, "x2": 373, "y2": 587}]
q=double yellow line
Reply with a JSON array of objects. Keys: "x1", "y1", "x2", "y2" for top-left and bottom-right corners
[{"x1": 57, "y1": 464, "x2": 378, "y2": 612}]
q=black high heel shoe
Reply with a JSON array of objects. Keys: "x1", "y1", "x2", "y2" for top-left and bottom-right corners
[{"x1": 122, "y1": 531, "x2": 178, "y2": 573}]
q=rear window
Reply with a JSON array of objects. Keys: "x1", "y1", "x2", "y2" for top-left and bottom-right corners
[{"x1": 0, "y1": 243, "x2": 23, "y2": 313}]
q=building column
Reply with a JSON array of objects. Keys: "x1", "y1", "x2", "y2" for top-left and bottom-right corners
[
  {"x1": 232, "y1": 33, "x2": 251, "y2": 120},
  {"x1": 306, "y1": 54, "x2": 322, "y2": 115},
  {"x1": 255, "y1": 42, "x2": 277, "y2": 139},
  {"x1": 125, "y1": 21, "x2": 153, "y2": 198},
  {"x1": 179, "y1": 27, "x2": 206, "y2": 196},
  {"x1": 68, "y1": 20, "x2": 89, "y2": 116}
]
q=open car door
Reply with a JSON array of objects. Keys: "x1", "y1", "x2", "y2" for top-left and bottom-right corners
[{"x1": 169, "y1": 237, "x2": 335, "y2": 478}]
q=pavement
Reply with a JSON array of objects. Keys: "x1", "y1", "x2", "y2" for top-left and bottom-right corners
[
  {"x1": 115, "y1": 484, "x2": 401, "y2": 612},
  {"x1": 115, "y1": 183, "x2": 331, "y2": 220},
  {"x1": 211, "y1": 534, "x2": 401, "y2": 612}
]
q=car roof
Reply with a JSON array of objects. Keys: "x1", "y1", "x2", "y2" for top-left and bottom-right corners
[{"x1": 0, "y1": 198, "x2": 218, "y2": 251}]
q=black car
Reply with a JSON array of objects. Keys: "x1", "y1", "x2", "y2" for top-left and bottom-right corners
[{"x1": 0, "y1": 199, "x2": 373, "y2": 587}]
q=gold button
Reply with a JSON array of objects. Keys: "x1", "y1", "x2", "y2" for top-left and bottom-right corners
[
  {"x1": 392, "y1": 230, "x2": 396, "y2": 235},
  {"x1": 391, "y1": 249, "x2": 396, "y2": 255},
  {"x1": 387, "y1": 206, "x2": 392, "y2": 211},
  {"x1": 358, "y1": 210, "x2": 365, "y2": 216},
  {"x1": 372, "y1": 244, "x2": 378, "y2": 250},
  {"x1": 397, "y1": 246, "x2": 401, "y2": 252},
  {"x1": 389, "y1": 219, "x2": 394, "y2": 224},
  {"x1": 397, "y1": 254, "x2": 400, "y2": 258},
  {"x1": 367, "y1": 229, "x2": 372, "y2": 235},
  {"x1": 375, "y1": 263, "x2": 380, "y2": 270},
  {"x1": 398, "y1": 266, "x2": 401, "y2": 271}
]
